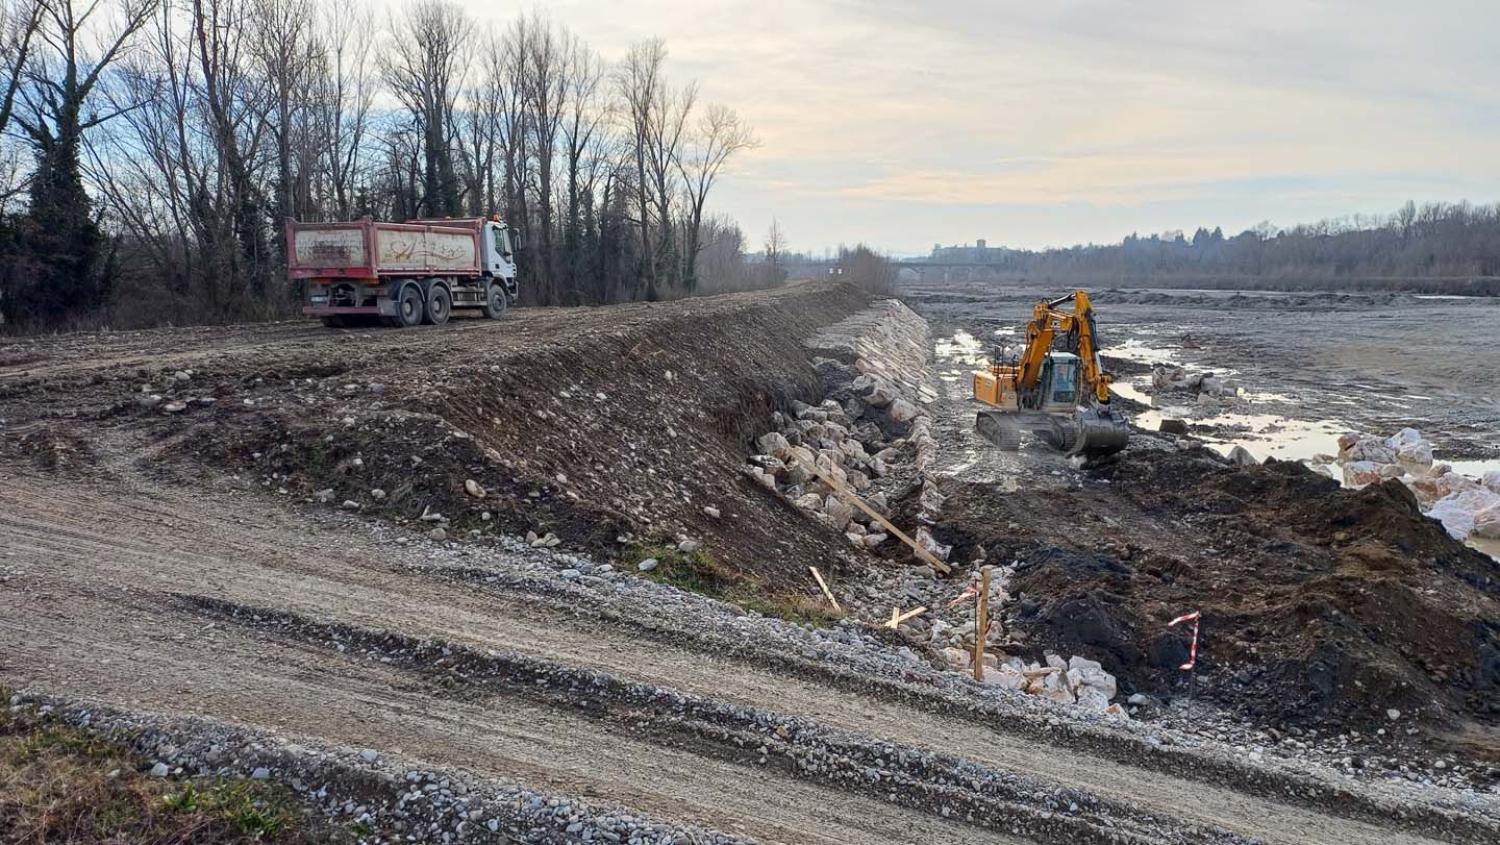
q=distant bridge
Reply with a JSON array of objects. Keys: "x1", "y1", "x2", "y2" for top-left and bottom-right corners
[
  {"x1": 785, "y1": 259, "x2": 1020, "y2": 284},
  {"x1": 890, "y1": 262, "x2": 1018, "y2": 282}
]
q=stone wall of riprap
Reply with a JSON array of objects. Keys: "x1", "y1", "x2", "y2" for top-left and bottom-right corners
[{"x1": 746, "y1": 299, "x2": 949, "y2": 558}]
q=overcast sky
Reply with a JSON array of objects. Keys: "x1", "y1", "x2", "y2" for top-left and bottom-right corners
[{"x1": 478, "y1": 1, "x2": 1499, "y2": 256}]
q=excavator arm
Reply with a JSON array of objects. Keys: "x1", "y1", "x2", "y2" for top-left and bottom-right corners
[{"x1": 1012, "y1": 290, "x2": 1114, "y2": 406}]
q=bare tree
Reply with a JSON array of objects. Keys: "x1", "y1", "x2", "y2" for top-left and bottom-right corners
[
  {"x1": 455, "y1": 51, "x2": 494, "y2": 213},
  {"x1": 0, "y1": 0, "x2": 41, "y2": 135},
  {"x1": 312, "y1": 0, "x2": 376, "y2": 219},
  {"x1": 647, "y1": 76, "x2": 693, "y2": 288},
  {"x1": 381, "y1": 0, "x2": 470, "y2": 217},
  {"x1": 514, "y1": 13, "x2": 566, "y2": 301},
  {"x1": 251, "y1": 0, "x2": 322, "y2": 225},
  {"x1": 491, "y1": 28, "x2": 527, "y2": 238},
  {"x1": 559, "y1": 31, "x2": 605, "y2": 298},
  {"x1": 764, "y1": 217, "x2": 785, "y2": 270},
  {"x1": 191, "y1": 0, "x2": 274, "y2": 304},
  {"x1": 4, "y1": 0, "x2": 156, "y2": 326},
  {"x1": 614, "y1": 39, "x2": 665, "y2": 299},
  {"x1": 675, "y1": 102, "x2": 755, "y2": 291}
]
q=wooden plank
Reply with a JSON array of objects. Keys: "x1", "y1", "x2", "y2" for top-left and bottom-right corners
[
  {"x1": 972, "y1": 566, "x2": 991, "y2": 682},
  {"x1": 884, "y1": 605, "x2": 929, "y2": 629},
  {"x1": 808, "y1": 566, "x2": 842, "y2": 612},
  {"x1": 792, "y1": 454, "x2": 952, "y2": 575}
]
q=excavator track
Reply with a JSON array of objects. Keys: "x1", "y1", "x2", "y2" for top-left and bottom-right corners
[{"x1": 975, "y1": 410, "x2": 1022, "y2": 450}]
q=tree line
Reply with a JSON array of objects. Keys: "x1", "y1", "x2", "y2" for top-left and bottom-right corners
[
  {"x1": 0, "y1": 0, "x2": 780, "y2": 331},
  {"x1": 936, "y1": 201, "x2": 1500, "y2": 293}
]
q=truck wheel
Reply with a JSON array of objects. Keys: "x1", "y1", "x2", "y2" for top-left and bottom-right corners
[
  {"x1": 393, "y1": 283, "x2": 424, "y2": 328},
  {"x1": 424, "y1": 284, "x2": 451, "y2": 326},
  {"x1": 483, "y1": 282, "x2": 508, "y2": 319}
]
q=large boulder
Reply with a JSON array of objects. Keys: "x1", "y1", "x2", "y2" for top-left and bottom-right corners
[
  {"x1": 914, "y1": 526, "x2": 951, "y2": 561},
  {"x1": 982, "y1": 665, "x2": 1027, "y2": 691},
  {"x1": 1406, "y1": 465, "x2": 1479, "y2": 507},
  {"x1": 1483, "y1": 470, "x2": 1500, "y2": 495},
  {"x1": 1342, "y1": 460, "x2": 1385, "y2": 488},
  {"x1": 1337, "y1": 432, "x2": 1397, "y2": 465},
  {"x1": 1476, "y1": 507, "x2": 1500, "y2": 540},
  {"x1": 785, "y1": 461, "x2": 813, "y2": 485},
  {"x1": 1075, "y1": 686, "x2": 1112, "y2": 711},
  {"x1": 823, "y1": 494, "x2": 855, "y2": 528},
  {"x1": 852, "y1": 373, "x2": 897, "y2": 408},
  {"x1": 888, "y1": 398, "x2": 920, "y2": 424},
  {"x1": 814, "y1": 452, "x2": 847, "y2": 486},
  {"x1": 1068, "y1": 655, "x2": 1118, "y2": 698},
  {"x1": 1383, "y1": 428, "x2": 1435, "y2": 471},
  {"x1": 757, "y1": 431, "x2": 792, "y2": 459},
  {"x1": 1427, "y1": 488, "x2": 1500, "y2": 540},
  {"x1": 793, "y1": 492, "x2": 825, "y2": 512}
]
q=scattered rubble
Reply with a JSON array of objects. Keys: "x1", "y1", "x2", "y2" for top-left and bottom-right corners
[{"x1": 1150, "y1": 366, "x2": 1240, "y2": 399}]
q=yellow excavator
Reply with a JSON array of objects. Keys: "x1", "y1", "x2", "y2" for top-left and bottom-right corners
[{"x1": 971, "y1": 290, "x2": 1130, "y2": 458}]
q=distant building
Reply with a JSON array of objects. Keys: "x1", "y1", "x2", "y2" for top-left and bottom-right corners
[{"x1": 927, "y1": 239, "x2": 1007, "y2": 263}]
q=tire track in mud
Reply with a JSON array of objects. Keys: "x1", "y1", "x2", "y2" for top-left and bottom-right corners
[
  {"x1": 3, "y1": 606, "x2": 999, "y2": 844},
  {"x1": 0, "y1": 472, "x2": 1487, "y2": 844},
  {"x1": 174, "y1": 593, "x2": 1243, "y2": 845}
]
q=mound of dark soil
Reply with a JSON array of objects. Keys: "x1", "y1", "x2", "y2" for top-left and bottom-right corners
[{"x1": 934, "y1": 450, "x2": 1500, "y2": 735}]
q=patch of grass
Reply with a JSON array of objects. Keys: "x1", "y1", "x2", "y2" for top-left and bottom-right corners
[
  {"x1": 628, "y1": 543, "x2": 844, "y2": 627},
  {"x1": 0, "y1": 691, "x2": 344, "y2": 844}
]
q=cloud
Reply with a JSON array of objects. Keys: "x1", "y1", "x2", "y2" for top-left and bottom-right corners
[{"x1": 473, "y1": 1, "x2": 1500, "y2": 250}]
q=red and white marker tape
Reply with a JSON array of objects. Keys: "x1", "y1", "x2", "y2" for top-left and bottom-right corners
[
  {"x1": 946, "y1": 583, "x2": 979, "y2": 607},
  {"x1": 1167, "y1": 610, "x2": 1201, "y2": 671}
]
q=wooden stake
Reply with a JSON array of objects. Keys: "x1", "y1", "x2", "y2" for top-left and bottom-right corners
[
  {"x1": 792, "y1": 454, "x2": 952, "y2": 575},
  {"x1": 972, "y1": 566, "x2": 991, "y2": 681},
  {"x1": 884, "y1": 605, "x2": 929, "y2": 629},
  {"x1": 808, "y1": 566, "x2": 841, "y2": 612}
]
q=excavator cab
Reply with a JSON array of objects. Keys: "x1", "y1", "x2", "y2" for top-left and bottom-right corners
[{"x1": 1040, "y1": 353, "x2": 1080, "y2": 411}]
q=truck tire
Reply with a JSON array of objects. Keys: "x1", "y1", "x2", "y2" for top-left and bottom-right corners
[
  {"x1": 483, "y1": 282, "x2": 508, "y2": 319},
  {"x1": 424, "y1": 284, "x2": 451, "y2": 326},
  {"x1": 390, "y1": 282, "x2": 423, "y2": 328}
]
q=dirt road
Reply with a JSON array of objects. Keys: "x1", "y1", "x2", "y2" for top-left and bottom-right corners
[
  {"x1": 3, "y1": 285, "x2": 1496, "y2": 843},
  {"x1": 1, "y1": 470, "x2": 1479, "y2": 844}
]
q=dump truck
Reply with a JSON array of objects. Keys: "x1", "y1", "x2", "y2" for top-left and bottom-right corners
[{"x1": 286, "y1": 216, "x2": 518, "y2": 328}]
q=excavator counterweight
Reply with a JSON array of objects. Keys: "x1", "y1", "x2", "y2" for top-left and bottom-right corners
[{"x1": 971, "y1": 290, "x2": 1130, "y2": 459}]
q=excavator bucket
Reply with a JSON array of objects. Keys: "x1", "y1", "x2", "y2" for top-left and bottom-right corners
[{"x1": 1046, "y1": 408, "x2": 1131, "y2": 458}]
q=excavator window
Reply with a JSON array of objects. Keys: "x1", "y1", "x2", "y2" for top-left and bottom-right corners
[{"x1": 1050, "y1": 357, "x2": 1079, "y2": 404}]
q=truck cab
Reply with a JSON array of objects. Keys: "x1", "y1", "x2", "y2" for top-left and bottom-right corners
[{"x1": 483, "y1": 220, "x2": 516, "y2": 283}]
